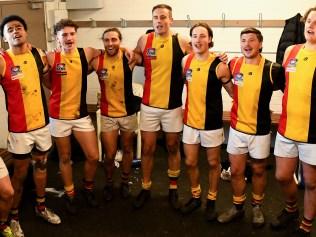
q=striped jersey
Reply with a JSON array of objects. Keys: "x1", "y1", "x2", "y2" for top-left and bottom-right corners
[
  {"x1": 96, "y1": 49, "x2": 137, "y2": 117},
  {"x1": 230, "y1": 56, "x2": 284, "y2": 135},
  {"x1": 278, "y1": 44, "x2": 316, "y2": 143},
  {"x1": 183, "y1": 53, "x2": 223, "y2": 130},
  {"x1": 49, "y1": 48, "x2": 88, "y2": 119},
  {"x1": 142, "y1": 32, "x2": 185, "y2": 109},
  {"x1": 0, "y1": 47, "x2": 49, "y2": 132}
]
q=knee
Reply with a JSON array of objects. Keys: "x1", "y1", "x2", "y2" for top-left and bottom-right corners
[
  {"x1": 208, "y1": 159, "x2": 220, "y2": 170},
  {"x1": 123, "y1": 145, "x2": 133, "y2": 156},
  {"x1": 0, "y1": 186, "x2": 14, "y2": 201},
  {"x1": 252, "y1": 167, "x2": 265, "y2": 178},
  {"x1": 87, "y1": 152, "x2": 99, "y2": 162},
  {"x1": 230, "y1": 166, "x2": 244, "y2": 178},
  {"x1": 104, "y1": 155, "x2": 115, "y2": 164},
  {"x1": 34, "y1": 158, "x2": 47, "y2": 172},
  {"x1": 304, "y1": 178, "x2": 316, "y2": 191},
  {"x1": 275, "y1": 171, "x2": 292, "y2": 184},
  {"x1": 142, "y1": 144, "x2": 155, "y2": 156},
  {"x1": 13, "y1": 166, "x2": 29, "y2": 182},
  {"x1": 166, "y1": 142, "x2": 179, "y2": 155},
  {"x1": 185, "y1": 158, "x2": 197, "y2": 168},
  {"x1": 105, "y1": 150, "x2": 116, "y2": 160},
  {"x1": 59, "y1": 154, "x2": 72, "y2": 166}
]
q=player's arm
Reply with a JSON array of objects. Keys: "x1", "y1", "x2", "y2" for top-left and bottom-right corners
[
  {"x1": 0, "y1": 55, "x2": 5, "y2": 82},
  {"x1": 181, "y1": 55, "x2": 190, "y2": 113},
  {"x1": 216, "y1": 52, "x2": 228, "y2": 64},
  {"x1": 271, "y1": 62, "x2": 285, "y2": 92},
  {"x1": 178, "y1": 34, "x2": 191, "y2": 55},
  {"x1": 216, "y1": 62, "x2": 233, "y2": 98},
  {"x1": 133, "y1": 34, "x2": 147, "y2": 66},
  {"x1": 40, "y1": 50, "x2": 52, "y2": 89}
]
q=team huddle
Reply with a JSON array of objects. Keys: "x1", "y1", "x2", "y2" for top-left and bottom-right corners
[{"x1": 0, "y1": 3, "x2": 315, "y2": 237}]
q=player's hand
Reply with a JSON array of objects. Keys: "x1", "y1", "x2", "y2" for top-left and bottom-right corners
[{"x1": 217, "y1": 52, "x2": 228, "y2": 64}]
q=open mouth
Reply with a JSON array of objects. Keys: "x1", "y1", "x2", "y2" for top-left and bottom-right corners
[
  {"x1": 243, "y1": 48, "x2": 253, "y2": 53},
  {"x1": 193, "y1": 43, "x2": 203, "y2": 49},
  {"x1": 65, "y1": 42, "x2": 74, "y2": 47}
]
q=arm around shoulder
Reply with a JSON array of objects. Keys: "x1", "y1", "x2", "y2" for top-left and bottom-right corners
[
  {"x1": 217, "y1": 62, "x2": 233, "y2": 98},
  {"x1": 178, "y1": 34, "x2": 191, "y2": 54},
  {"x1": 133, "y1": 34, "x2": 147, "y2": 66},
  {"x1": 85, "y1": 47, "x2": 102, "y2": 64}
]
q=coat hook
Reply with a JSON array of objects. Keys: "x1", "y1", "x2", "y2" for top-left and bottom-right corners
[
  {"x1": 89, "y1": 18, "x2": 97, "y2": 28},
  {"x1": 120, "y1": 18, "x2": 127, "y2": 28},
  {"x1": 221, "y1": 13, "x2": 226, "y2": 28},
  {"x1": 186, "y1": 14, "x2": 191, "y2": 28},
  {"x1": 257, "y1": 13, "x2": 263, "y2": 28}
]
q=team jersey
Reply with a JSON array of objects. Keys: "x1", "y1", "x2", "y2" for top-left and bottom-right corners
[
  {"x1": 96, "y1": 49, "x2": 137, "y2": 117},
  {"x1": 142, "y1": 32, "x2": 185, "y2": 109},
  {"x1": 183, "y1": 53, "x2": 223, "y2": 130},
  {"x1": 0, "y1": 47, "x2": 49, "y2": 132},
  {"x1": 230, "y1": 56, "x2": 284, "y2": 135},
  {"x1": 278, "y1": 44, "x2": 316, "y2": 143},
  {"x1": 49, "y1": 48, "x2": 88, "y2": 120}
]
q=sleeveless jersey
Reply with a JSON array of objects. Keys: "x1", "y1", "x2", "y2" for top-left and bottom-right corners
[
  {"x1": 49, "y1": 48, "x2": 88, "y2": 119},
  {"x1": 230, "y1": 56, "x2": 284, "y2": 135},
  {"x1": 142, "y1": 32, "x2": 185, "y2": 109},
  {"x1": 0, "y1": 47, "x2": 49, "y2": 132},
  {"x1": 183, "y1": 53, "x2": 223, "y2": 130},
  {"x1": 96, "y1": 50, "x2": 137, "y2": 117},
  {"x1": 278, "y1": 45, "x2": 316, "y2": 143}
]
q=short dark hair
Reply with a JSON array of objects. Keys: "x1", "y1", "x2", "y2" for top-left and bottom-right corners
[
  {"x1": 240, "y1": 27, "x2": 263, "y2": 42},
  {"x1": 102, "y1": 27, "x2": 122, "y2": 41},
  {"x1": 152, "y1": 4, "x2": 172, "y2": 17},
  {"x1": 302, "y1": 6, "x2": 316, "y2": 22},
  {"x1": 0, "y1": 15, "x2": 27, "y2": 37},
  {"x1": 190, "y1": 22, "x2": 214, "y2": 48},
  {"x1": 54, "y1": 19, "x2": 78, "y2": 35}
]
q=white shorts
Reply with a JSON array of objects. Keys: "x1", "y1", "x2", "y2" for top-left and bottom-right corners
[
  {"x1": 182, "y1": 125, "x2": 224, "y2": 148},
  {"x1": 49, "y1": 116, "x2": 95, "y2": 137},
  {"x1": 227, "y1": 127, "x2": 271, "y2": 159},
  {"x1": 140, "y1": 104, "x2": 183, "y2": 133},
  {"x1": 0, "y1": 157, "x2": 8, "y2": 179},
  {"x1": 101, "y1": 114, "x2": 138, "y2": 132},
  {"x1": 274, "y1": 132, "x2": 316, "y2": 166},
  {"x1": 7, "y1": 125, "x2": 52, "y2": 154}
]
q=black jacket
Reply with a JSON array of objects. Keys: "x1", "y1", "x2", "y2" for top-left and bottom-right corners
[{"x1": 276, "y1": 13, "x2": 305, "y2": 64}]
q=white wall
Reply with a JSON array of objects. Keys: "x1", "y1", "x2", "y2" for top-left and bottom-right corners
[
  {"x1": 66, "y1": 0, "x2": 313, "y2": 111},
  {"x1": 0, "y1": 0, "x2": 314, "y2": 148}
]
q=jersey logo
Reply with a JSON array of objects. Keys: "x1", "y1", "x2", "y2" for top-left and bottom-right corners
[
  {"x1": 10, "y1": 66, "x2": 23, "y2": 80},
  {"x1": 185, "y1": 69, "x2": 193, "y2": 82},
  {"x1": 146, "y1": 48, "x2": 157, "y2": 59},
  {"x1": 98, "y1": 68, "x2": 109, "y2": 80},
  {"x1": 234, "y1": 73, "x2": 244, "y2": 86},
  {"x1": 56, "y1": 63, "x2": 67, "y2": 75},
  {"x1": 285, "y1": 58, "x2": 297, "y2": 72}
]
